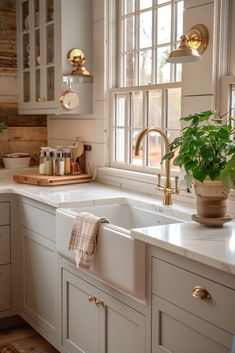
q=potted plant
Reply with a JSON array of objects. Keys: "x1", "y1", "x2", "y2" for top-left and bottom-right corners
[{"x1": 162, "y1": 110, "x2": 235, "y2": 226}]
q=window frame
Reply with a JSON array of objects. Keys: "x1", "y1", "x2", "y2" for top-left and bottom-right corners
[{"x1": 110, "y1": 0, "x2": 184, "y2": 176}]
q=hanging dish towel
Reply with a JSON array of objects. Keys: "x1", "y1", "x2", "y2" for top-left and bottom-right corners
[{"x1": 68, "y1": 212, "x2": 109, "y2": 270}]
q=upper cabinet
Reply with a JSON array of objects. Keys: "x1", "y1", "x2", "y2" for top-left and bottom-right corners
[{"x1": 17, "y1": 0, "x2": 93, "y2": 115}]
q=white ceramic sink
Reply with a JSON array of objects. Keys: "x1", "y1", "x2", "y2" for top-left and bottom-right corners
[{"x1": 56, "y1": 201, "x2": 182, "y2": 301}]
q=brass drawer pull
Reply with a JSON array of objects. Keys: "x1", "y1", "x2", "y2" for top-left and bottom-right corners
[
  {"x1": 192, "y1": 286, "x2": 211, "y2": 300},
  {"x1": 88, "y1": 295, "x2": 97, "y2": 303},
  {"x1": 95, "y1": 299, "x2": 104, "y2": 307}
]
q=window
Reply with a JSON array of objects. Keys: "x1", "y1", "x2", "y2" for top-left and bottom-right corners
[{"x1": 112, "y1": 0, "x2": 183, "y2": 173}]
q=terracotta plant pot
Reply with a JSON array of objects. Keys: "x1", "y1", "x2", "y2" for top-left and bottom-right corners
[{"x1": 193, "y1": 178, "x2": 230, "y2": 218}]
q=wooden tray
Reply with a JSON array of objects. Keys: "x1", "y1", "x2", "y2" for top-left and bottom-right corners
[{"x1": 13, "y1": 173, "x2": 93, "y2": 186}]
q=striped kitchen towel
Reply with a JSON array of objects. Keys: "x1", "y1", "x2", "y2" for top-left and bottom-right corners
[{"x1": 69, "y1": 212, "x2": 109, "y2": 270}]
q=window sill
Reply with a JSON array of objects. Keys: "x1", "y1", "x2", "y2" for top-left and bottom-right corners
[{"x1": 97, "y1": 167, "x2": 235, "y2": 205}]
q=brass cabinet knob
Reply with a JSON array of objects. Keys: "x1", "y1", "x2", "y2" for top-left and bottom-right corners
[
  {"x1": 37, "y1": 97, "x2": 46, "y2": 102},
  {"x1": 95, "y1": 299, "x2": 104, "y2": 307},
  {"x1": 88, "y1": 295, "x2": 97, "y2": 303},
  {"x1": 192, "y1": 286, "x2": 211, "y2": 300}
]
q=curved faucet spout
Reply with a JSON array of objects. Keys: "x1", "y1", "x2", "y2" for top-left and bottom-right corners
[{"x1": 134, "y1": 127, "x2": 172, "y2": 205}]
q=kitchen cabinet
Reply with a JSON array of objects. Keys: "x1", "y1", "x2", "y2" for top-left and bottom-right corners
[
  {"x1": 17, "y1": 0, "x2": 92, "y2": 115},
  {"x1": 62, "y1": 268, "x2": 146, "y2": 353},
  {"x1": 19, "y1": 199, "x2": 58, "y2": 347},
  {"x1": 151, "y1": 250, "x2": 234, "y2": 353},
  {"x1": 0, "y1": 202, "x2": 11, "y2": 313}
]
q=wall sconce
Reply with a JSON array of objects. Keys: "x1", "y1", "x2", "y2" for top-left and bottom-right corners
[
  {"x1": 67, "y1": 48, "x2": 92, "y2": 77},
  {"x1": 167, "y1": 24, "x2": 209, "y2": 63}
]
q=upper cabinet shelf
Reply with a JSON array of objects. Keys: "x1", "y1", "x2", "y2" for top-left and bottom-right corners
[{"x1": 17, "y1": 0, "x2": 93, "y2": 115}]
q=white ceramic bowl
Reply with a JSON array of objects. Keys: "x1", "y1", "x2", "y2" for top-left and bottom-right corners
[{"x1": 3, "y1": 153, "x2": 31, "y2": 169}]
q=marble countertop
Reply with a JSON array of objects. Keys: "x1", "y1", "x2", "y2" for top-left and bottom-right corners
[
  {"x1": 131, "y1": 222, "x2": 235, "y2": 275},
  {"x1": 0, "y1": 176, "x2": 234, "y2": 276}
]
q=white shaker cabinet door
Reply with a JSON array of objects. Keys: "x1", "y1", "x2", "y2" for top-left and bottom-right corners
[
  {"x1": 21, "y1": 228, "x2": 57, "y2": 339},
  {"x1": 152, "y1": 295, "x2": 232, "y2": 353},
  {"x1": 102, "y1": 291, "x2": 146, "y2": 353},
  {"x1": 0, "y1": 265, "x2": 11, "y2": 312},
  {"x1": 62, "y1": 269, "x2": 103, "y2": 353},
  {"x1": 0, "y1": 226, "x2": 10, "y2": 265}
]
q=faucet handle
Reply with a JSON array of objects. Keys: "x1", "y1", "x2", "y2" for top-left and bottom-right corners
[
  {"x1": 174, "y1": 176, "x2": 180, "y2": 194},
  {"x1": 157, "y1": 173, "x2": 161, "y2": 187}
]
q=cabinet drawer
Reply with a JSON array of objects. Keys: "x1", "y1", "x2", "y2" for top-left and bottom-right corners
[
  {"x1": 152, "y1": 258, "x2": 235, "y2": 333},
  {"x1": 0, "y1": 202, "x2": 10, "y2": 225},
  {"x1": 0, "y1": 226, "x2": 10, "y2": 265},
  {"x1": 20, "y1": 203, "x2": 55, "y2": 242}
]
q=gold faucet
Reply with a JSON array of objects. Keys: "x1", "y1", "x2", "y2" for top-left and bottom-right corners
[{"x1": 134, "y1": 127, "x2": 179, "y2": 205}]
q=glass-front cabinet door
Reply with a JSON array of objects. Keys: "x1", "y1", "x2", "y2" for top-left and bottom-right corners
[{"x1": 19, "y1": 0, "x2": 56, "y2": 109}]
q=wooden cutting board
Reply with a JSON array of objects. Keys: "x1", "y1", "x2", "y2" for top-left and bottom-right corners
[{"x1": 13, "y1": 173, "x2": 93, "y2": 186}]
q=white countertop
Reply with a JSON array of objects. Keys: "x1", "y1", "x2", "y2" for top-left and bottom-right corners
[
  {"x1": 131, "y1": 222, "x2": 235, "y2": 275},
  {"x1": 0, "y1": 176, "x2": 234, "y2": 276}
]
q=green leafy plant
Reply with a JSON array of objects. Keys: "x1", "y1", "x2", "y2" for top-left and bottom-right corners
[
  {"x1": 162, "y1": 110, "x2": 235, "y2": 189},
  {"x1": 0, "y1": 121, "x2": 7, "y2": 133}
]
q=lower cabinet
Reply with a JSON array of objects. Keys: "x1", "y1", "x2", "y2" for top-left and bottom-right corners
[
  {"x1": 0, "y1": 201, "x2": 11, "y2": 314},
  {"x1": 151, "y1": 253, "x2": 235, "y2": 353},
  {"x1": 62, "y1": 269, "x2": 146, "y2": 353},
  {"x1": 0, "y1": 265, "x2": 11, "y2": 312},
  {"x1": 152, "y1": 295, "x2": 232, "y2": 353},
  {"x1": 19, "y1": 199, "x2": 57, "y2": 342},
  {"x1": 21, "y1": 227, "x2": 57, "y2": 341}
]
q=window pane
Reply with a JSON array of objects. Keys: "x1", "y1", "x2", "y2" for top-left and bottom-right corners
[
  {"x1": 131, "y1": 92, "x2": 143, "y2": 127},
  {"x1": 140, "y1": 0, "x2": 152, "y2": 10},
  {"x1": 177, "y1": 1, "x2": 184, "y2": 41},
  {"x1": 35, "y1": 69, "x2": 40, "y2": 101},
  {"x1": 158, "y1": 0, "x2": 169, "y2": 4},
  {"x1": 139, "y1": 11, "x2": 152, "y2": 49},
  {"x1": 23, "y1": 33, "x2": 30, "y2": 69},
  {"x1": 156, "y1": 46, "x2": 170, "y2": 83},
  {"x1": 23, "y1": 72, "x2": 30, "y2": 102},
  {"x1": 157, "y1": 5, "x2": 171, "y2": 45},
  {"x1": 35, "y1": 29, "x2": 40, "y2": 66},
  {"x1": 124, "y1": 0, "x2": 135, "y2": 14},
  {"x1": 47, "y1": 24, "x2": 54, "y2": 64},
  {"x1": 115, "y1": 129, "x2": 125, "y2": 162},
  {"x1": 46, "y1": 0, "x2": 54, "y2": 22},
  {"x1": 115, "y1": 95, "x2": 126, "y2": 126},
  {"x1": 131, "y1": 129, "x2": 143, "y2": 165},
  {"x1": 167, "y1": 130, "x2": 180, "y2": 171},
  {"x1": 47, "y1": 67, "x2": 55, "y2": 101},
  {"x1": 124, "y1": 16, "x2": 135, "y2": 51},
  {"x1": 147, "y1": 133, "x2": 161, "y2": 167},
  {"x1": 148, "y1": 90, "x2": 162, "y2": 126},
  {"x1": 139, "y1": 50, "x2": 152, "y2": 85},
  {"x1": 124, "y1": 54, "x2": 135, "y2": 87},
  {"x1": 167, "y1": 88, "x2": 181, "y2": 129}
]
